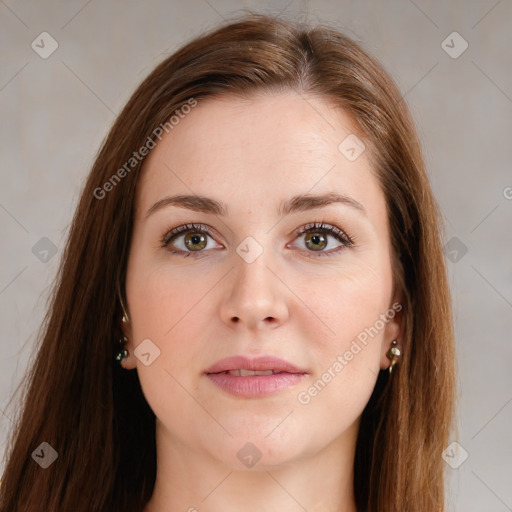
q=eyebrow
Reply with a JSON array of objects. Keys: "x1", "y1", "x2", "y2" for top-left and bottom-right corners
[{"x1": 145, "y1": 192, "x2": 366, "y2": 218}]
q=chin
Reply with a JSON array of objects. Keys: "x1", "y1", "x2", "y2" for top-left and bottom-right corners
[{"x1": 201, "y1": 423, "x2": 317, "y2": 471}]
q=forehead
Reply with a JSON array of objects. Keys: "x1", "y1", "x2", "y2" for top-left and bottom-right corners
[
  {"x1": 143, "y1": 91, "x2": 358, "y2": 171},
  {"x1": 136, "y1": 91, "x2": 384, "y2": 223}
]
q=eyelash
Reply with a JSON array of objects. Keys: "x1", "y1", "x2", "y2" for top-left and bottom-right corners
[{"x1": 160, "y1": 221, "x2": 355, "y2": 258}]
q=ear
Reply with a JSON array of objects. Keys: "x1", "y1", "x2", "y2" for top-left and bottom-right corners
[
  {"x1": 379, "y1": 294, "x2": 404, "y2": 370},
  {"x1": 118, "y1": 302, "x2": 136, "y2": 370},
  {"x1": 118, "y1": 290, "x2": 132, "y2": 338},
  {"x1": 119, "y1": 312, "x2": 132, "y2": 339}
]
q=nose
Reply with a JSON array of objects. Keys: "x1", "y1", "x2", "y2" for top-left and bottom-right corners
[{"x1": 219, "y1": 249, "x2": 290, "y2": 331}]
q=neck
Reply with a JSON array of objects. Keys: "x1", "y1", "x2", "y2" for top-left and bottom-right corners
[{"x1": 143, "y1": 419, "x2": 359, "y2": 512}]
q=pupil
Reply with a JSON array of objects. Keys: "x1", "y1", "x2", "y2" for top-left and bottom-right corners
[
  {"x1": 307, "y1": 232, "x2": 326, "y2": 251},
  {"x1": 186, "y1": 233, "x2": 206, "y2": 250}
]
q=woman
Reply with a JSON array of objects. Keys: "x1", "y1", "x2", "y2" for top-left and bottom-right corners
[{"x1": 0, "y1": 13, "x2": 457, "y2": 512}]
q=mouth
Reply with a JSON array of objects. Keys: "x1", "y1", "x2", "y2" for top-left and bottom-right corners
[
  {"x1": 214, "y1": 369, "x2": 286, "y2": 376},
  {"x1": 205, "y1": 354, "x2": 306, "y2": 375},
  {"x1": 205, "y1": 355, "x2": 308, "y2": 398}
]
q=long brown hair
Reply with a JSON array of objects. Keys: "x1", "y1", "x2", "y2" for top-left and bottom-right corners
[{"x1": 0, "y1": 13, "x2": 457, "y2": 512}]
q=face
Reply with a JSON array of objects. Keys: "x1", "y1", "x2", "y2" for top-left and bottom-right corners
[{"x1": 122, "y1": 91, "x2": 402, "y2": 469}]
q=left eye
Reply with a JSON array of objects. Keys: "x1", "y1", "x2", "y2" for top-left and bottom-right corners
[{"x1": 289, "y1": 222, "x2": 354, "y2": 256}]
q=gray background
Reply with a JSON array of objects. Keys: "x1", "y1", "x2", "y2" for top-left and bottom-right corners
[{"x1": 1, "y1": 1, "x2": 511, "y2": 510}]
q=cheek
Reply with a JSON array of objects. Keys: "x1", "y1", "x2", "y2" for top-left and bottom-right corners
[
  {"x1": 297, "y1": 255, "x2": 393, "y2": 409},
  {"x1": 293, "y1": 269, "x2": 388, "y2": 423},
  {"x1": 125, "y1": 260, "x2": 211, "y2": 418},
  {"x1": 125, "y1": 253, "x2": 207, "y2": 365},
  {"x1": 294, "y1": 258, "x2": 393, "y2": 411},
  {"x1": 303, "y1": 258, "x2": 393, "y2": 343}
]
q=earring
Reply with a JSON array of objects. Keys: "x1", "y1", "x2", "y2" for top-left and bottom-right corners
[
  {"x1": 115, "y1": 336, "x2": 129, "y2": 367},
  {"x1": 117, "y1": 293, "x2": 130, "y2": 367},
  {"x1": 386, "y1": 340, "x2": 401, "y2": 374}
]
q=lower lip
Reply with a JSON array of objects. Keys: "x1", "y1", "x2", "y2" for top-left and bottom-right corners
[{"x1": 206, "y1": 372, "x2": 306, "y2": 398}]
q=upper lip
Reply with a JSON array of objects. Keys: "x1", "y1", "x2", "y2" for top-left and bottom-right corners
[{"x1": 205, "y1": 355, "x2": 307, "y2": 374}]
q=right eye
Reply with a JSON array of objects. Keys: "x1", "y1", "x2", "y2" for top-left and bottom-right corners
[{"x1": 161, "y1": 223, "x2": 223, "y2": 257}]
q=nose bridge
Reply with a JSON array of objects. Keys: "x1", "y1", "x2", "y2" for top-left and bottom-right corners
[
  {"x1": 220, "y1": 238, "x2": 288, "y2": 329},
  {"x1": 235, "y1": 244, "x2": 271, "y2": 297}
]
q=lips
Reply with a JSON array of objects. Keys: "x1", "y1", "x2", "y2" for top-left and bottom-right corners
[
  {"x1": 205, "y1": 355, "x2": 308, "y2": 398},
  {"x1": 205, "y1": 355, "x2": 307, "y2": 375}
]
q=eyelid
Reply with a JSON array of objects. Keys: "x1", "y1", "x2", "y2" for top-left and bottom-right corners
[
  {"x1": 293, "y1": 221, "x2": 353, "y2": 246},
  {"x1": 287, "y1": 221, "x2": 354, "y2": 258},
  {"x1": 161, "y1": 222, "x2": 221, "y2": 247}
]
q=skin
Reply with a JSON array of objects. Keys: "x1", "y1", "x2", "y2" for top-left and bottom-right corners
[{"x1": 121, "y1": 91, "x2": 402, "y2": 512}]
